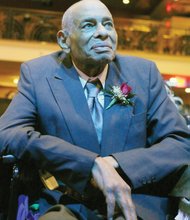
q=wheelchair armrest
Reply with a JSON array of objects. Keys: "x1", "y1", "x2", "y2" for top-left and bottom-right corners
[
  {"x1": 0, "y1": 154, "x2": 19, "y2": 219},
  {"x1": 170, "y1": 165, "x2": 190, "y2": 199}
]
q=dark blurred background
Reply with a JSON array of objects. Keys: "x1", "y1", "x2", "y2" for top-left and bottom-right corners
[{"x1": 0, "y1": 0, "x2": 190, "y2": 115}]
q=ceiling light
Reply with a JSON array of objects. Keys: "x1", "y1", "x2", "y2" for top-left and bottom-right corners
[
  {"x1": 13, "y1": 78, "x2": 19, "y2": 84},
  {"x1": 123, "y1": 0, "x2": 130, "y2": 4},
  {"x1": 169, "y1": 77, "x2": 177, "y2": 86},
  {"x1": 185, "y1": 88, "x2": 190, "y2": 93}
]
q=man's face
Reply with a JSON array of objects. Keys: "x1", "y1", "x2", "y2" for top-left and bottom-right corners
[{"x1": 67, "y1": 2, "x2": 118, "y2": 66}]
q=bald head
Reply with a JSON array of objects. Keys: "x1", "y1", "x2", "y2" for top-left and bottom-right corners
[
  {"x1": 61, "y1": 0, "x2": 112, "y2": 33},
  {"x1": 57, "y1": 0, "x2": 117, "y2": 74}
]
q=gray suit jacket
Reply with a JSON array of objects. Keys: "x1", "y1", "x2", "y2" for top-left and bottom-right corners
[{"x1": 0, "y1": 51, "x2": 190, "y2": 219}]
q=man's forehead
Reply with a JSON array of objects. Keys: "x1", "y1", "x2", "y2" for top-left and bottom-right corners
[{"x1": 73, "y1": 0, "x2": 109, "y2": 10}]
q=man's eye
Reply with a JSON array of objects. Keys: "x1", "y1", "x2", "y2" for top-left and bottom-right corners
[
  {"x1": 82, "y1": 23, "x2": 94, "y2": 29},
  {"x1": 104, "y1": 22, "x2": 113, "y2": 28}
]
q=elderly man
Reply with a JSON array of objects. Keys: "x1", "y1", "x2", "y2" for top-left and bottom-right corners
[{"x1": 0, "y1": 0, "x2": 190, "y2": 219}]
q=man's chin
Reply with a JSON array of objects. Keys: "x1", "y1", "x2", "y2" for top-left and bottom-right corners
[{"x1": 91, "y1": 53, "x2": 115, "y2": 63}]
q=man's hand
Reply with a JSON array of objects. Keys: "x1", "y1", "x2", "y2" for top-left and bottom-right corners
[{"x1": 92, "y1": 157, "x2": 137, "y2": 220}]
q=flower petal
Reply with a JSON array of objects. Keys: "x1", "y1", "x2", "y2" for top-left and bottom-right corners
[{"x1": 120, "y1": 83, "x2": 132, "y2": 95}]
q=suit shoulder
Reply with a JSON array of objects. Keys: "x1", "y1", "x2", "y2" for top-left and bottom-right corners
[
  {"x1": 20, "y1": 51, "x2": 66, "y2": 81},
  {"x1": 22, "y1": 51, "x2": 61, "y2": 68},
  {"x1": 115, "y1": 54, "x2": 155, "y2": 66},
  {"x1": 114, "y1": 54, "x2": 159, "y2": 76},
  {"x1": 112, "y1": 54, "x2": 161, "y2": 86}
]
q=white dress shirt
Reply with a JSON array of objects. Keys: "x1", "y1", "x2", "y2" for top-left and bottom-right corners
[{"x1": 73, "y1": 62, "x2": 108, "y2": 108}]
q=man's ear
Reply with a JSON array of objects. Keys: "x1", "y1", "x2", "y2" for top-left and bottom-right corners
[{"x1": 57, "y1": 30, "x2": 70, "y2": 53}]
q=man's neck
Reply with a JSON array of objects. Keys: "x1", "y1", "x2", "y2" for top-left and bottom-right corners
[
  {"x1": 73, "y1": 61, "x2": 108, "y2": 85},
  {"x1": 73, "y1": 60, "x2": 108, "y2": 77}
]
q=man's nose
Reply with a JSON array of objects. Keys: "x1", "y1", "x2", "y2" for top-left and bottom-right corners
[{"x1": 93, "y1": 24, "x2": 108, "y2": 38}]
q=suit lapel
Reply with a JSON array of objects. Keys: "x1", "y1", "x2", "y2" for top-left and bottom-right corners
[
  {"x1": 46, "y1": 54, "x2": 136, "y2": 155},
  {"x1": 47, "y1": 61, "x2": 100, "y2": 153},
  {"x1": 101, "y1": 61, "x2": 136, "y2": 156}
]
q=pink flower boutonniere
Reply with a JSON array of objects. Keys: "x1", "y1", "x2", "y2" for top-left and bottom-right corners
[{"x1": 103, "y1": 82, "x2": 135, "y2": 110}]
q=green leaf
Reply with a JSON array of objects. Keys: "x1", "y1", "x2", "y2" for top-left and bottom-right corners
[
  {"x1": 30, "y1": 203, "x2": 40, "y2": 211},
  {"x1": 102, "y1": 89, "x2": 113, "y2": 96},
  {"x1": 106, "y1": 98, "x2": 117, "y2": 110}
]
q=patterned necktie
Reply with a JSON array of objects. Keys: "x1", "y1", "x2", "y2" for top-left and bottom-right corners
[{"x1": 86, "y1": 79, "x2": 103, "y2": 143}]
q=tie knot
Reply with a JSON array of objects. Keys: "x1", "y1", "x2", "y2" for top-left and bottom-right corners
[{"x1": 86, "y1": 79, "x2": 102, "y2": 98}]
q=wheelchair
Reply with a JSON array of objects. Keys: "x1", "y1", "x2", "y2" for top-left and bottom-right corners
[
  {"x1": 0, "y1": 155, "x2": 19, "y2": 220},
  {"x1": 0, "y1": 154, "x2": 190, "y2": 220}
]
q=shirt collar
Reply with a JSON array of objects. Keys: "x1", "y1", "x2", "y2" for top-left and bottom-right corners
[{"x1": 73, "y1": 62, "x2": 108, "y2": 88}]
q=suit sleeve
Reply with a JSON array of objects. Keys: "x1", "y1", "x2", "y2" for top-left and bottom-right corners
[
  {"x1": 112, "y1": 62, "x2": 190, "y2": 190},
  {"x1": 0, "y1": 63, "x2": 98, "y2": 194}
]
